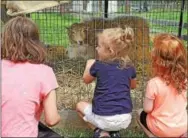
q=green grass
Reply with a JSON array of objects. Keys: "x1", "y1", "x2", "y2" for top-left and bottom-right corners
[
  {"x1": 140, "y1": 9, "x2": 187, "y2": 22},
  {"x1": 31, "y1": 13, "x2": 80, "y2": 47},
  {"x1": 136, "y1": 10, "x2": 187, "y2": 37},
  {"x1": 117, "y1": 7, "x2": 187, "y2": 37},
  {"x1": 53, "y1": 127, "x2": 144, "y2": 138},
  {"x1": 117, "y1": 7, "x2": 187, "y2": 22}
]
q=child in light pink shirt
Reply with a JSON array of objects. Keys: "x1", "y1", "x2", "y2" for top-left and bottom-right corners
[
  {"x1": 138, "y1": 33, "x2": 187, "y2": 137},
  {"x1": 1, "y1": 16, "x2": 61, "y2": 137}
]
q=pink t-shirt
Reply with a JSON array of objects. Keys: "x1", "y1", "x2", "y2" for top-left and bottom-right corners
[
  {"x1": 1, "y1": 60, "x2": 59, "y2": 137},
  {"x1": 146, "y1": 77, "x2": 187, "y2": 137}
]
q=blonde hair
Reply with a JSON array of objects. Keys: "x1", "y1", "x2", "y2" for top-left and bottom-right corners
[
  {"x1": 152, "y1": 33, "x2": 187, "y2": 94},
  {"x1": 98, "y1": 27, "x2": 134, "y2": 68}
]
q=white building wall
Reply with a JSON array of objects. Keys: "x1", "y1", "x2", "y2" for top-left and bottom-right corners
[
  {"x1": 72, "y1": 1, "x2": 84, "y2": 12},
  {"x1": 108, "y1": 1, "x2": 117, "y2": 13},
  {"x1": 70, "y1": 1, "x2": 118, "y2": 13}
]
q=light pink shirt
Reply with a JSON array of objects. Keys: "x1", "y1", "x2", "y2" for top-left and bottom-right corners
[
  {"x1": 1, "y1": 60, "x2": 59, "y2": 137},
  {"x1": 146, "y1": 77, "x2": 187, "y2": 137}
]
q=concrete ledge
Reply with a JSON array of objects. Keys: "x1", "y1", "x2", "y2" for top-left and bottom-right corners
[
  {"x1": 51, "y1": 109, "x2": 140, "y2": 130},
  {"x1": 54, "y1": 110, "x2": 88, "y2": 129}
]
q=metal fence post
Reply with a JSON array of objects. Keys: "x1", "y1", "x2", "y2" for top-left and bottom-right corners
[
  {"x1": 104, "y1": 0, "x2": 108, "y2": 18},
  {"x1": 178, "y1": 0, "x2": 185, "y2": 38}
]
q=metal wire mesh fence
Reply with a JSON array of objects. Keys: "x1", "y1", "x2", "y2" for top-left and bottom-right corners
[
  {"x1": 29, "y1": 0, "x2": 187, "y2": 112},
  {"x1": 31, "y1": 0, "x2": 187, "y2": 46}
]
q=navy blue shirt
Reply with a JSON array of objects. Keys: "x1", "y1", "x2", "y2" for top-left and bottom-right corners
[{"x1": 90, "y1": 60, "x2": 136, "y2": 116}]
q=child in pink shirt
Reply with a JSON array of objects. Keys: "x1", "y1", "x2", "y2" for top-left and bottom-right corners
[
  {"x1": 1, "y1": 16, "x2": 61, "y2": 137},
  {"x1": 138, "y1": 33, "x2": 187, "y2": 137}
]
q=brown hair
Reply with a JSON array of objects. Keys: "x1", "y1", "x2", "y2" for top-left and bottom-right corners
[
  {"x1": 1, "y1": 16, "x2": 46, "y2": 64},
  {"x1": 98, "y1": 27, "x2": 134, "y2": 68},
  {"x1": 152, "y1": 33, "x2": 187, "y2": 93}
]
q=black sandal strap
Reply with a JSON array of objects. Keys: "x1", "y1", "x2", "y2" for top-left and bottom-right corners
[
  {"x1": 94, "y1": 128, "x2": 99, "y2": 132},
  {"x1": 93, "y1": 128, "x2": 110, "y2": 138}
]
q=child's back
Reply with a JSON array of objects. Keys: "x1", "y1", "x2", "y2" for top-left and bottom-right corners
[
  {"x1": 91, "y1": 60, "x2": 136, "y2": 115},
  {"x1": 146, "y1": 77, "x2": 187, "y2": 137},
  {"x1": 2, "y1": 60, "x2": 58, "y2": 137},
  {"x1": 1, "y1": 16, "x2": 60, "y2": 137}
]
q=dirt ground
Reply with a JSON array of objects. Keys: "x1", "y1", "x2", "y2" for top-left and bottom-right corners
[
  {"x1": 56, "y1": 71, "x2": 95, "y2": 110},
  {"x1": 51, "y1": 58, "x2": 93, "y2": 110}
]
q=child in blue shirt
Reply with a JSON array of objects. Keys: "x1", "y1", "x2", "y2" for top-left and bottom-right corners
[{"x1": 76, "y1": 27, "x2": 136, "y2": 138}]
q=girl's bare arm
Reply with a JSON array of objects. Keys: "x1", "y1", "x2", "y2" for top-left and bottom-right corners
[
  {"x1": 143, "y1": 97, "x2": 154, "y2": 113},
  {"x1": 83, "y1": 59, "x2": 96, "y2": 84},
  {"x1": 131, "y1": 78, "x2": 136, "y2": 89},
  {"x1": 43, "y1": 90, "x2": 61, "y2": 127}
]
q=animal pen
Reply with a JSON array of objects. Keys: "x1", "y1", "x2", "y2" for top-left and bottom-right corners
[{"x1": 1, "y1": 0, "x2": 188, "y2": 136}]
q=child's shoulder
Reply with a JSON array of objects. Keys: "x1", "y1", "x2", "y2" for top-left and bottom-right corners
[
  {"x1": 31, "y1": 64, "x2": 55, "y2": 78},
  {"x1": 126, "y1": 65, "x2": 136, "y2": 70},
  {"x1": 38, "y1": 63, "x2": 52, "y2": 69},
  {"x1": 91, "y1": 60, "x2": 104, "y2": 67},
  {"x1": 148, "y1": 77, "x2": 165, "y2": 87},
  {"x1": 37, "y1": 64, "x2": 53, "y2": 71},
  {"x1": 28, "y1": 63, "x2": 53, "y2": 74}
]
